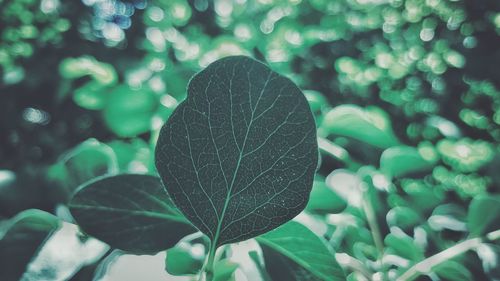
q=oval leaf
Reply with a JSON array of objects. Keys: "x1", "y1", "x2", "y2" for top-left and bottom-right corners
[
  {"x1": 155, "y1": 56, "x2": 318, "y2": 247},
  {"x1": 467, "y1": 195, "x2": 500, "y2": 236},
  {"x1": 103, "y1": 85, "x2": 158, "y2": 138},
  {"x1": 434, "y1": 260, "x2": 472, "y2": 281},
  {"x1": 320, "y1": 105, "x2": 399, "y2": 148},
  {"x1": 69, "y1": 174, "x2": 196, "y2": 254},
  {"x1": 380, "y1": 145, "x2": 437, "y2": 178},
  {"x1": 256, "y1": 221, "x2": 345, "y2": 281}
]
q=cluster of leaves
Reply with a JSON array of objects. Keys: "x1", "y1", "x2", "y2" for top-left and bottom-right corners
[{"x1": 0, "y1": 0, "x2": 499, "y2": 280}]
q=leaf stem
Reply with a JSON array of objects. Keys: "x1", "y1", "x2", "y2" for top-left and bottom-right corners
[
  {"x1": 361, "y1": 190, "x2": 386, "y2": 280},
  {"x1": 362, "y1": 195, "x2": 384, "y2": 256},
  {"x1": 397, "y1": 229, "x2": 500, "y2": 281},
  {"x1": 199, "y1": 243, "x2": 217, "y2": 281}
]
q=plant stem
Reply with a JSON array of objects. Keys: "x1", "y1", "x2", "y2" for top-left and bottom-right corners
[
  {"x1": 198, "y1": 243, "x2": 217, "y2": 281},
  {"x1": 362, "y1": 192, "x2": 386, "y2": 280},
  {"x1": 362, "y1": 194, "x2": 384, "y2": 256},
  {"x1": 397, "y1": 229, "x2": 500, "y2": 281}
]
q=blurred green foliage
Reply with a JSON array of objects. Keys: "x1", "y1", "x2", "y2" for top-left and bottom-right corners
[{"x1": 0, "y1": 0, "x2": 499, "y2": 280}]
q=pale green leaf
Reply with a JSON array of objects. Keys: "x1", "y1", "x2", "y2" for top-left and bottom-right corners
[{"x1": 320, "y1": 105, "x2": 399, "y2": 148}]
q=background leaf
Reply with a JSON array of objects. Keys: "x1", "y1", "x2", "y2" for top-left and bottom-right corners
[
  {"x1": 306, "y1": 179, "x2": 347, "y2": 214},
  {"x1": 0, "y1": 209, "x2": 60, "y2": 281},
  {"x1": 380, "y1": 145, "x2": 437, "y2": 178},
  {"x1": 155, "y1": 56, "x2": 318, "y2": 247},
  {"x1": 69, "y1": 174, "x2": 195, "y2": 254},
  {"x1": 433, "y1": 260, "x2": 473, "y2": 281},
  {"x1": 103, "y1": 85, "x2": 159, "y2": 138},
  {"x1": 320, "y1": 105, "x2": 399, "y2": 148},
  {"x1": 256, "y1": 221, "x2": 345, "y2": 281},
  {"x1": 467, "y1": 195, "x2": 500, "y2": 236},
  {"x1": 165, "y1": 242, "x2": 205, "y2": 276}
]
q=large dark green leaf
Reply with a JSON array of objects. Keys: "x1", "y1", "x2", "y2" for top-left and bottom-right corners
[
  {"x1": 69, "y1": 174, "x2": 196, "y2": 254},
  {"x1": 155, "y1": 56, "x2": 318, "y2": 247},
  {"x1": 256, "y1": 221, "x2": 345, "y2": 281}
]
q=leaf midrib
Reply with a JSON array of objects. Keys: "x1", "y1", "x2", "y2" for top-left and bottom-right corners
[{"x1": 210, "y1": 67, "x2": 273, "y2": 247}]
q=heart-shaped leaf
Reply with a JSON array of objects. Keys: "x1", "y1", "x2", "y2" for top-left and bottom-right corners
[
  {"x1": 155, "y1": 56, "x2": 318, "y2": 247},
  {"x1": 69, "y1": 174, "x2": 196, "y2": 254},
  {"x1": 256, "y1": 221, "x2": 345, "y2": 281}
]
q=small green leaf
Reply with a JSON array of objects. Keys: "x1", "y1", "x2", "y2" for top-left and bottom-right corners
[
  {"x1": 320, "y1": 105, "x2": 399, "y2": 148},
  {"x1": 69, "y1": 174, "x2": 196, "y2": 254},
  {"x1": 59, "y1": 56, "x2": 117, "y2": 85},
  {"x1": 213, "y1": 260, "x2": 239, "y2": 281},
  {"x1": 384, "y1": 232, "x2": 424, "y2": 261},
  {"x1": 467, "y1": 195, "x2": 500, "y2": 236},
  {"x1": 429, "y1": 204, "x2": 467, "y2": 232},
  {"x1": 400, "y1": 179, "x2": 444, "y2": 213},
  {"x1": 434, "y1": 260, "x2": 472, "y2": 281},
  {"x1": 165, "y1": 243, "x2": 205, "y2": 275},
  {"x1": 380, "y1": 145, "x2": 437, "y2": 177},
  {"x1": 303, "y1": 90, "x2": 329, "y2": 114},
  {"x1": 73, "y1": 80, "x2": 109, "y2": 110},
  {"x1": 325, "y1": 169, "x2": 363, "y2": 208},
  {"x1": 386, "y1": 206, "x2": 421, "y2": 230},
  {"x1": 256, "y1": 221, "x2": 345, "y2": 281},
  {"x1": 437, "y1": 138, "x2": 494, "y2": 173},
  {"x1": 103, "y1": 85, "x2": 158, "y2": 137},
  {"x1": 107, "y1": 139, "x2": 154, "y2": 173},
  {"x1": 306, "y1": 179, "x2": 347, "y2": 214},
  {"x1": 155, "y1": 56, "x2": 318, "y2": 247}
]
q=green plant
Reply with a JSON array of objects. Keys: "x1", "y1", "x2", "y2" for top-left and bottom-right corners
[
  {"x1": 1, "y1": 1, "x2": 499, "y2": 280},
  {"x1": 67, "y1": 56, "x2": 344, "y2": 281}
]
